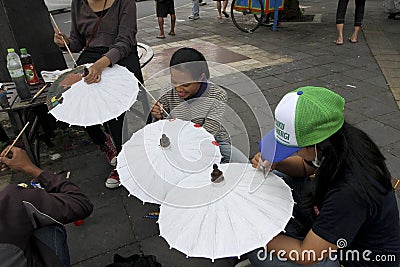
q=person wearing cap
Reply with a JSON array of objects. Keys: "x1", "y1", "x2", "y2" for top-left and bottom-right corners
[{"x1": 248, "y1": 86, "x2": 400, "y2": 266}]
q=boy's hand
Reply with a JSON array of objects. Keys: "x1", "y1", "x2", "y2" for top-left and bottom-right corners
[
  {"x1": 151, "y1": 101, "x2": 164, "y2": 119},
  {"x1": 0, "y1": 147, "x2": 42, "y2": 178}
]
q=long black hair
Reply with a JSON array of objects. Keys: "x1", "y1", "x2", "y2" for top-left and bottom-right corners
[{"x1": 314, "y1": 121, "x2": 392, "y2": 209}]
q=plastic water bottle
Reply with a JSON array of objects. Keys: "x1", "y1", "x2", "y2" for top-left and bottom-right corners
[
  {"x1": 20, "y1": 48, "x2": 40, "y2": 86},
  {"x1": 6, "y1": 48, "x2": 31, "y2": 100}
]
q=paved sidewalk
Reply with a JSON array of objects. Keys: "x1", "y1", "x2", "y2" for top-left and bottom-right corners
[{"x1": 1, "y1": 0, "x2": 399, "y2": 266}]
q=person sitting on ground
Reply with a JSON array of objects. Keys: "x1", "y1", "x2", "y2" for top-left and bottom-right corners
[
  {"x1": 155, "y1": 0, "x2": 176, "y2": 38},
  {"x1": 248, "y1": 86, "x2": 400, "y2": 266},
  {"x1": 151, "y1": 47, "x2": 232, "y2": 163},
  {"x1": 0, "y1": 146, "x2": 93, "y2": 267}
]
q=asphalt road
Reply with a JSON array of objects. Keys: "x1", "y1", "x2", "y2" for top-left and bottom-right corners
[{"x1": 53, "y1": 0, "x2": 191, "y2": 34}]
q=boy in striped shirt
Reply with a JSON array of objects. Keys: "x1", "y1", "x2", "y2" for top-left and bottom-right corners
[{"x1": 151, "y1": 47, "x2": 231, "y2": 162}]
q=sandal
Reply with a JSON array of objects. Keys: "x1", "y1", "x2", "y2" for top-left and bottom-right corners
[
  {"x1": 222, "y1": 11, "x2": 229, "y2": 18},
  {"x1": 168, "y1": 32, "x2": 176, "y2": 36},
  {"x1": 333, "y1": 40, "x2": 343, "y2": 45},
  {"x1": 156, "y1": 35, "x2": 165, "y2": 39},
  {"x1": 348, "y1": 38, "x2": 357, "y2": 43}
]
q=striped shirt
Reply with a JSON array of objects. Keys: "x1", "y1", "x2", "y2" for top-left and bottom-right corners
[{"x1": 158, "y1": 83, "x2": 230, "y2": 142}]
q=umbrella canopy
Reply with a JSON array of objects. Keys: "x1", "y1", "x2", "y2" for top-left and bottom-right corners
[
  {"x1": 46, "y1": 64, "x2": 139, "y2": 126},
  {"x1": 117, "y1": 118, "x2": 222, "y2": 204},
  {"x1": 158, "y1": 163, "x2": 294, "y2": 261}
]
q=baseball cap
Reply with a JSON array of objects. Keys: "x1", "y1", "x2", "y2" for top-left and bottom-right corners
[{"x1": 259, "y1": 86, "x2": 345, "y2": 162}]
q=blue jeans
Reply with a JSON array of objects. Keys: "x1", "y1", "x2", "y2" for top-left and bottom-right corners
[
  {"x1": 217, "y1": 141, "x2": 249, "y2": 164},
  {"x1": 192, "y1": 0, "x2": 199, "y2": 16},
  {"x1": 247, "y1": 172, "x2": 339, "y2": 266},
  {"x1": 33, "y1": 225, "x2": 70, "y2": 267}
]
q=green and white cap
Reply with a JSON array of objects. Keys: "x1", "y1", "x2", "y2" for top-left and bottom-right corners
[{"x1": 260, "y1": 86, "x2": 345, "y2": 162}]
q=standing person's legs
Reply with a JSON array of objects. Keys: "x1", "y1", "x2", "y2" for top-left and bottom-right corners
[
  {"x1": 190, "y1": 0, "x2": 200, "y2": 18},
  {"x1": 222, "y1": 0, "x2": 229, "y2": 17},
  {"x1": 168, "y1": 0, "x2": 176, "y2": 34},
  {"x1": 335, "y1": 0, "x2": 349, "y2": 44},
  {"x1": 32, "y1": 225, "x2": 70, "y2": 267},
  {"x1": 351, "y1": 0, "x2": 366, "y2": 42},
  {"x1": 216, "y1": 0, "x2": 222, "y2": 18},
  {"x1": 170, "y1": 14, "x2": 176, "y2": 34},
  {"x1": 157, "y1": 17, "x2": 165, "y2": 38}
]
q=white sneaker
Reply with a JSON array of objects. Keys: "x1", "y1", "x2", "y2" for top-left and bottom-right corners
[{"x1": 105, "y1": 170, "x2": 120, "y2": 189}]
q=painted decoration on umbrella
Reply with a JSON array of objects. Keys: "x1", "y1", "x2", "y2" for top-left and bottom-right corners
[{"x1": 46, "y1": 65, "x2": 86, "y2": 110}]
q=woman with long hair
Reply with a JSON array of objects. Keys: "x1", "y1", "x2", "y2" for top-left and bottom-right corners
[{"x1": 249, "y1": 86, "x2": 400, "y2": 266}]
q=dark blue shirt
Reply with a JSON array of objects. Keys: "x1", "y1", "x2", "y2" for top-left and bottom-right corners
[{"x1": 184, "y1": 82, "x2": 208, "y2": 101}]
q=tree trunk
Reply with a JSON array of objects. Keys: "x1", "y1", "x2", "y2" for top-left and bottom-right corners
[{"x1": 283, "y1": 0, "x2": 301, "y2": 20}]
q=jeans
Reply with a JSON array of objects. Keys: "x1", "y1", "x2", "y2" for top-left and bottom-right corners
[
  {"x1": 247, "y1": 172, "x2": 339, "y2": 266},
  {"x1": 192, "y1": 0, "x2": 200, "y2": 16},
  {"x1": 33, "y1": 225, "x2": 70, "y2": 267},
  {"x1": 336, "y1": 0, "x2": 366, "y2": 26},
  {"x1": 217, "y1": 141, "x2": 249, "y2": 164}
]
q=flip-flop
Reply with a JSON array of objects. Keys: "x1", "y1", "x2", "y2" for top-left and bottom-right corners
[
  {"x1": 333, "y1": 40, "x2": 343, "y2": 45},
  {"x1": 156, "y1": 35, "x2": 165, "y2": 39},
  {"x1": 217, "y1": 15, "x2": 222, "y2": 19},
  {"x1": 348, "y1": 38, "x2": 357, "y2": 43},
  {"x1": 222, "y1": 11, "x2": 229, "y2": 18},
  {"x1": 168, "y1": 32, "x2": 176, "y2": 36}
]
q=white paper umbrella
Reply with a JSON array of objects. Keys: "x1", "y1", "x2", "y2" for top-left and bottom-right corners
[
  {"x1": 158, "y1": 163, "x2": 294, "y2": 261},
  {"x1": 48, "y1": 64, "x2": 139, "y2": 126},
  {"x1": 117, "y1": 118, "x2": 222, "y2": 204}
]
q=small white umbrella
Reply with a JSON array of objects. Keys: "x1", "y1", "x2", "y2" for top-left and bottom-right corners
[
  {"x1": 117, "y1": 118, "x2": 222, "y2": 204},
  {"x1": 158, "y1": 163, "x2": 294, "y2": 261},
  {"x1": 46, "y1": 64, "x2": 139, "y2": 127}
]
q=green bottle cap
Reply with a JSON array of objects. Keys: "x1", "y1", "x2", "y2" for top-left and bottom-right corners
[
  {"x1": 20, "y1": 48, "x2": 27, "y2": 54},
  {"x1": 7, "y1": 48, "x2": 15, "y2": 53}
]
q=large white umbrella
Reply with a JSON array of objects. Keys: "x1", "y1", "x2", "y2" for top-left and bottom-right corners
[
  {"x1": 158, "y1": 163, "x2": 294, "y2": 261},
  {"x1": 116, "y1": 118, "x2": 222, "y2": 204},
  {"x1": 46, "y1": 64, "x2": 139, "y2": 126}
]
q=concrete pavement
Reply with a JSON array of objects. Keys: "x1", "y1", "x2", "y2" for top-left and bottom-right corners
[{"x1": 1, "y1": 0, "x2": 399, "y2": 266}]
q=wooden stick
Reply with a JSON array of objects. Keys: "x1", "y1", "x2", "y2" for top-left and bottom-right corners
[
  {"x1": 394, "y1": 179, "x2": 400, "y2": 191},
  {"x1": 29, "y1": 83, "x2": 49, "y2": 104},
  {"x1": 136, "y1": 79, "x2": 171, "y2": 118},
  {"x1": 4, "y1": 122, "x2": 30, "y2": 156},
  {"x1": 49, "y1": 13, "x2": 77, "y2": 67}
]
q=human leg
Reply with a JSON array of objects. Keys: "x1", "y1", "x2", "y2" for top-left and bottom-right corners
[
  {"x1": 86, "y1": 125, "x2": 117, "y2": 166},
  {"x1": 170, "y1": 14, "x2": 176, "y2": 34},
  {"x1": 335, "y1": 0, "x2": 349, "y2": 44},
  {"x1": 216, "y1": 0, "x2": 222, "y2": 18},
  {"x1": 190, "y1": 0, "x2": 200, "y2": 18},
  {"x1": 157, "y1": 17, "x2": 165, "y2": 38},
  {"x1": 222, "y1": 0, "x2": 229, "y2": 17},
  {"x1": 350, "y1": 0, "x2": 366, "y2": 42},
  {"x1": 32, "y1": 225, "x2": 70, "y2": 267}
]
